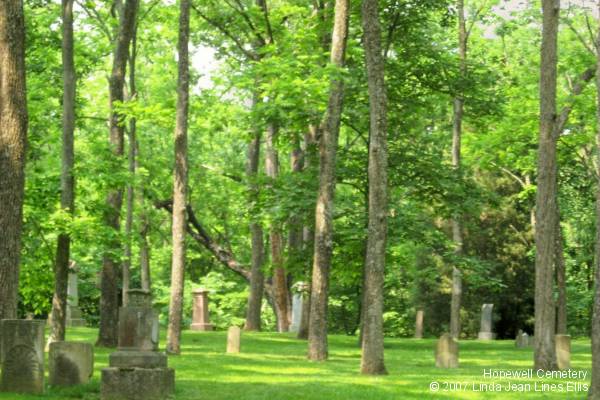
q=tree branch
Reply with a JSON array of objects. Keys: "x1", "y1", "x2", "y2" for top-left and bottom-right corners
[{"x1": 554, "y1": 66, "x2": 596, "y2": 138}]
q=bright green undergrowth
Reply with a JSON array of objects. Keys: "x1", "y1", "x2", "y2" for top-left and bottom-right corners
[{"x1": 0, "y1": 327, "x2": 592, "y2": 399}]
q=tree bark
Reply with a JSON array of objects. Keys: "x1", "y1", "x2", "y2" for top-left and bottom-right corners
[
  {"x1": 244, "y1": 102, "x2": 265, "y2": 331},
  {"x1": 589, "y1": 9, "x2": 600, "y2": 397},
  {"x1": 0, "y1": 0, "x2": 28, "y2": 322},
  {"x1": 534, "y1": 0, "x2": 559, "y2": 371},
  {"x1": 265, "y1": 123, "x2": 291, "y2": 332},
  {"x1": 49, "y1": 0, "x2": 76, "y2": 345},
  {"x1": 360, "y1": 0, "x2": 388, "y2": 375},
  {"x1": 555, "y1": 205, "x2": 567, "y2": 335},
  {"x1": 166, "y1": 0, "x2": 190, "y2": 355},
  {"x1": 122, "y1": 2, "x2": 139, "y2": 307},
  {"x1": 308, "y1": 0, "x2": 349, "y2": 361},
  {"x1": 97, "y1": 0, "x2": 138, "y2": 348},
  {"x1": 450, "y1": 0, "x2": 466, "y2": 340}
]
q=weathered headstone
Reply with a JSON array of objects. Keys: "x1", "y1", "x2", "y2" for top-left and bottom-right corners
[
  {"x1": 515, "y1": 330, "x2": 532, "y2": 348},
  {"x1": 415, "y1": 310, "x2": 424, "y2": 339},
  {"x1": 67, "y1": 270, "x2": 86, "y2": 327},
  {"x1": 227, "y1": 326, "x2": 241, "y2": 354},
  {"x1": 49, "y1": 342, "x2": 94, "y2": 386},
  {"x1": 435, "y1": 333, "x2": 458, "y2": 368},
  {"x1": 101, "y1": 289, "x2": 174, "y2": 400},
  {"x1": 191, "y1": 288, "x2": 214, "y2": 331},
  {"x1": 0, "y1": 320, "x2": 45, "y2": 394},
  {"x1": 555, "y1": 334, "x2": 571, "y2": 370},
  {"x1": 290, "y1": 292, "x2": 303, "y2": 333},
  {"x1": 477, "y1": 303, "x2": 496, "y2": 340}
]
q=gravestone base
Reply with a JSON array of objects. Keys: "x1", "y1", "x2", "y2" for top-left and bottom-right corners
[
  {"x1": 190, "y1": 322, "x2": 214, "y2": 331},
  {"x1": 109, "y1": 351, "x2": 167, "y2": 369},
  {"x1": 477, "y1": 332, "x2": 496, "y2": 340},
  {"x1": 101, "y1": 367, "x2": 174, "y2": 400},
  {"x1": 49, "y1": 342, "x2": 94, "y2": 386},
  {"x1": 67, "y1": 306, "x2": 86, "y2": 327}
]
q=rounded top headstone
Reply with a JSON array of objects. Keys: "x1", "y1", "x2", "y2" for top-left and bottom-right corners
[{"x1": 127, "y1": 289, "x2": 152, "y2": 307}]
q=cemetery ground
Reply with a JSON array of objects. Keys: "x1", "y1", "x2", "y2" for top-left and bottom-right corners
[{"x1": 0, "y1": 327, "x2": 592, "y2": 400}]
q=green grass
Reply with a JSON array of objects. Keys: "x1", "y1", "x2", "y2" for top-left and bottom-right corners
[{"x1": 0, "y1": 327, "x2": 592, "y2": 399}]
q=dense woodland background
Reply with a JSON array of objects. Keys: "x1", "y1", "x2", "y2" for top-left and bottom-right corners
[{"x1": 8, "y1": 0, "x2": 600, "y2": 350}]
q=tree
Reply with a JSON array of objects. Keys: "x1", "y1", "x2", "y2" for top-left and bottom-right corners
[
  {"x1": 450, "y1": 0, "x2": 467, "y2": 340},
  {"x1": 308, "y1": 0, "x2": 350, "y2": 361},
  {"x1": 49, "y1": 0, "x2": 76, "y2": 345},
  {"x1": 589, "y1": 4, "x2": 600, "y2": 396},
  {"x1": 166, "y1": 0, "x2": 190, "y2": 355},
  {"x1": 360, "y1": 0, "x2": 388, "y2": 375},
  {"x1": 97, "y1": 0, "x2": 138, "y2": 347},
  {"x1": 0, "y1": 0, "x2": 28, "y2": 321},
  {"x1": 534, "y1": 0, "x2": 560, "y2": 370},
  {"x1": 244, "y1": 95, "x2": 265, "y2": 331}
]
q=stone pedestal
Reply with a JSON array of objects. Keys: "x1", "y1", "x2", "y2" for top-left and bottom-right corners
[
  {"x1": 0, "y1": 320, "x2": 45, "y2": 394},
  {"x1": 191, "y1": 288, "x2": 213, "y2": 331},
  {"x1": 49, "y1": 342, "x2": 94, "y2": 386},
  {"x1": 67, "y1": 271, "x2": 86, "y2": 327},
  {"x1": 415, "y1": 310, "x2": 424, "y2": 339},
  {"x1": 555, "y1": 334, "x2": 571, "y2": 370},
  {"x1": 227, "y1": 326, "x2": 241, "y2": 354},
  {"x1": 477, "y1": 304, "x2": 496, "y2": 340},
  {"x1": 101, "y1": 289, "x2": 174, "y2": 400},
  {"x1": 435, "y1": 333, "x2": 458, "y2": 368}
]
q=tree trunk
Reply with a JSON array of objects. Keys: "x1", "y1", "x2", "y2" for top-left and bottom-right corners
[
  {"x1": 166, "y1": 0, "x2": 190, "y2": 355},
  {"x1": 534, "y1": 0, "x2": 559, "y2": 371},
  {"x1": 589, "y1": 12, "x2": 600, "y2": 398},
  {"x1": 308, "y1": 0, "x2": 349, "y2": 361},
  {"x1": 244, "y1": 105, "x2": 265, "y2": 332},
  {"x1": 450, "y1": 0, "x2": 466, "y2": 340},
  {"x1": 360, "y1": 0, "x2": 388, "y2": 375},
  {"x1": 49, "y1": 0, "x2": 76, "y2": 345},
  {"x1": 97, "y1": 0, "x2": 138, "y2": 348},
  {"x1": 265, "y1": 123, "x2": 291, "y2": 332},
  {"x1": 555, "y1": 205, "x2": 567, "y2": 335},
  {"x1": 123, "y1": 5, "x2": 139, "y2": 307},
  {"x1": 0, "y1": 0, "x2": 28, "y2": 322}
]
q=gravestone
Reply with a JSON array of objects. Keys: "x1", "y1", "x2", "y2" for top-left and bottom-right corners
[
  {"x1": 227, "y1": 326, "x2": 241, "y2": 354},
  {"x1": 67, "y1": 270, "x2": 86, "y2": 327},
  {"x1": 290, "y1": 293, "x2": 303, "y2": 333},
  {"x1": 515, "y1": 330, "x2": 532, "y2": 348},
  {"x1": 0, "y1": 320, "x2": 45, "y2": 394},
  {"x1": 477, "y1": 303, "x2": 496, "y2": 340},
  {"x1": 435, "y1": 333, "x2": 458, "y2": 368},
  {"x1": 415, "y1": 310, "x2": 424, "y2": 339},
  {"x1": 49, "y1": 342, "x2": 94, "y2": 386},
  {"x1": 101, "y1": 289, "x2": 174, "y2": 400},
  {"x1": 555, "y1": 334, "x2": 571, "y2": 370},
  {"x1": 191, "y1": 288, "x2": 214, "y2": 331}
]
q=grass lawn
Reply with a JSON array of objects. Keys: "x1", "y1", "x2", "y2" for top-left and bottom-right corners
[{"x1": 0, "y1": 327, "x2": 592, "y2": 399}]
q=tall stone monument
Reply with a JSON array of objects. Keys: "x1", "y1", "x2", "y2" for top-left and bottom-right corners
[
  {"x1": 67, "y1": 269, "x2": 86, "y2": 327},
  {"x1": 0, "y1": 320, "x2": 45, "y2": 394},
  {"x1": 555, "y1": 334, "x2": 571, "y2": 370},
  {"x1": 191, "y1": 288, "x2": 213, "y2": 331},
  {"x1": 477, "y1": 303, "x2": 496, "y2": 340},
  {"x1": 435, "y1": 333, "x2": 458, "y2": 368},
  {"x1": 415, "y1": 310, "x2": 424, "y2": 339},
  {"x1": 101, "y1": 289, "x2": 174, "y2": 400},
  {"x1": 290, "y1": 292, "x2": 303, "y2": 333}
]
